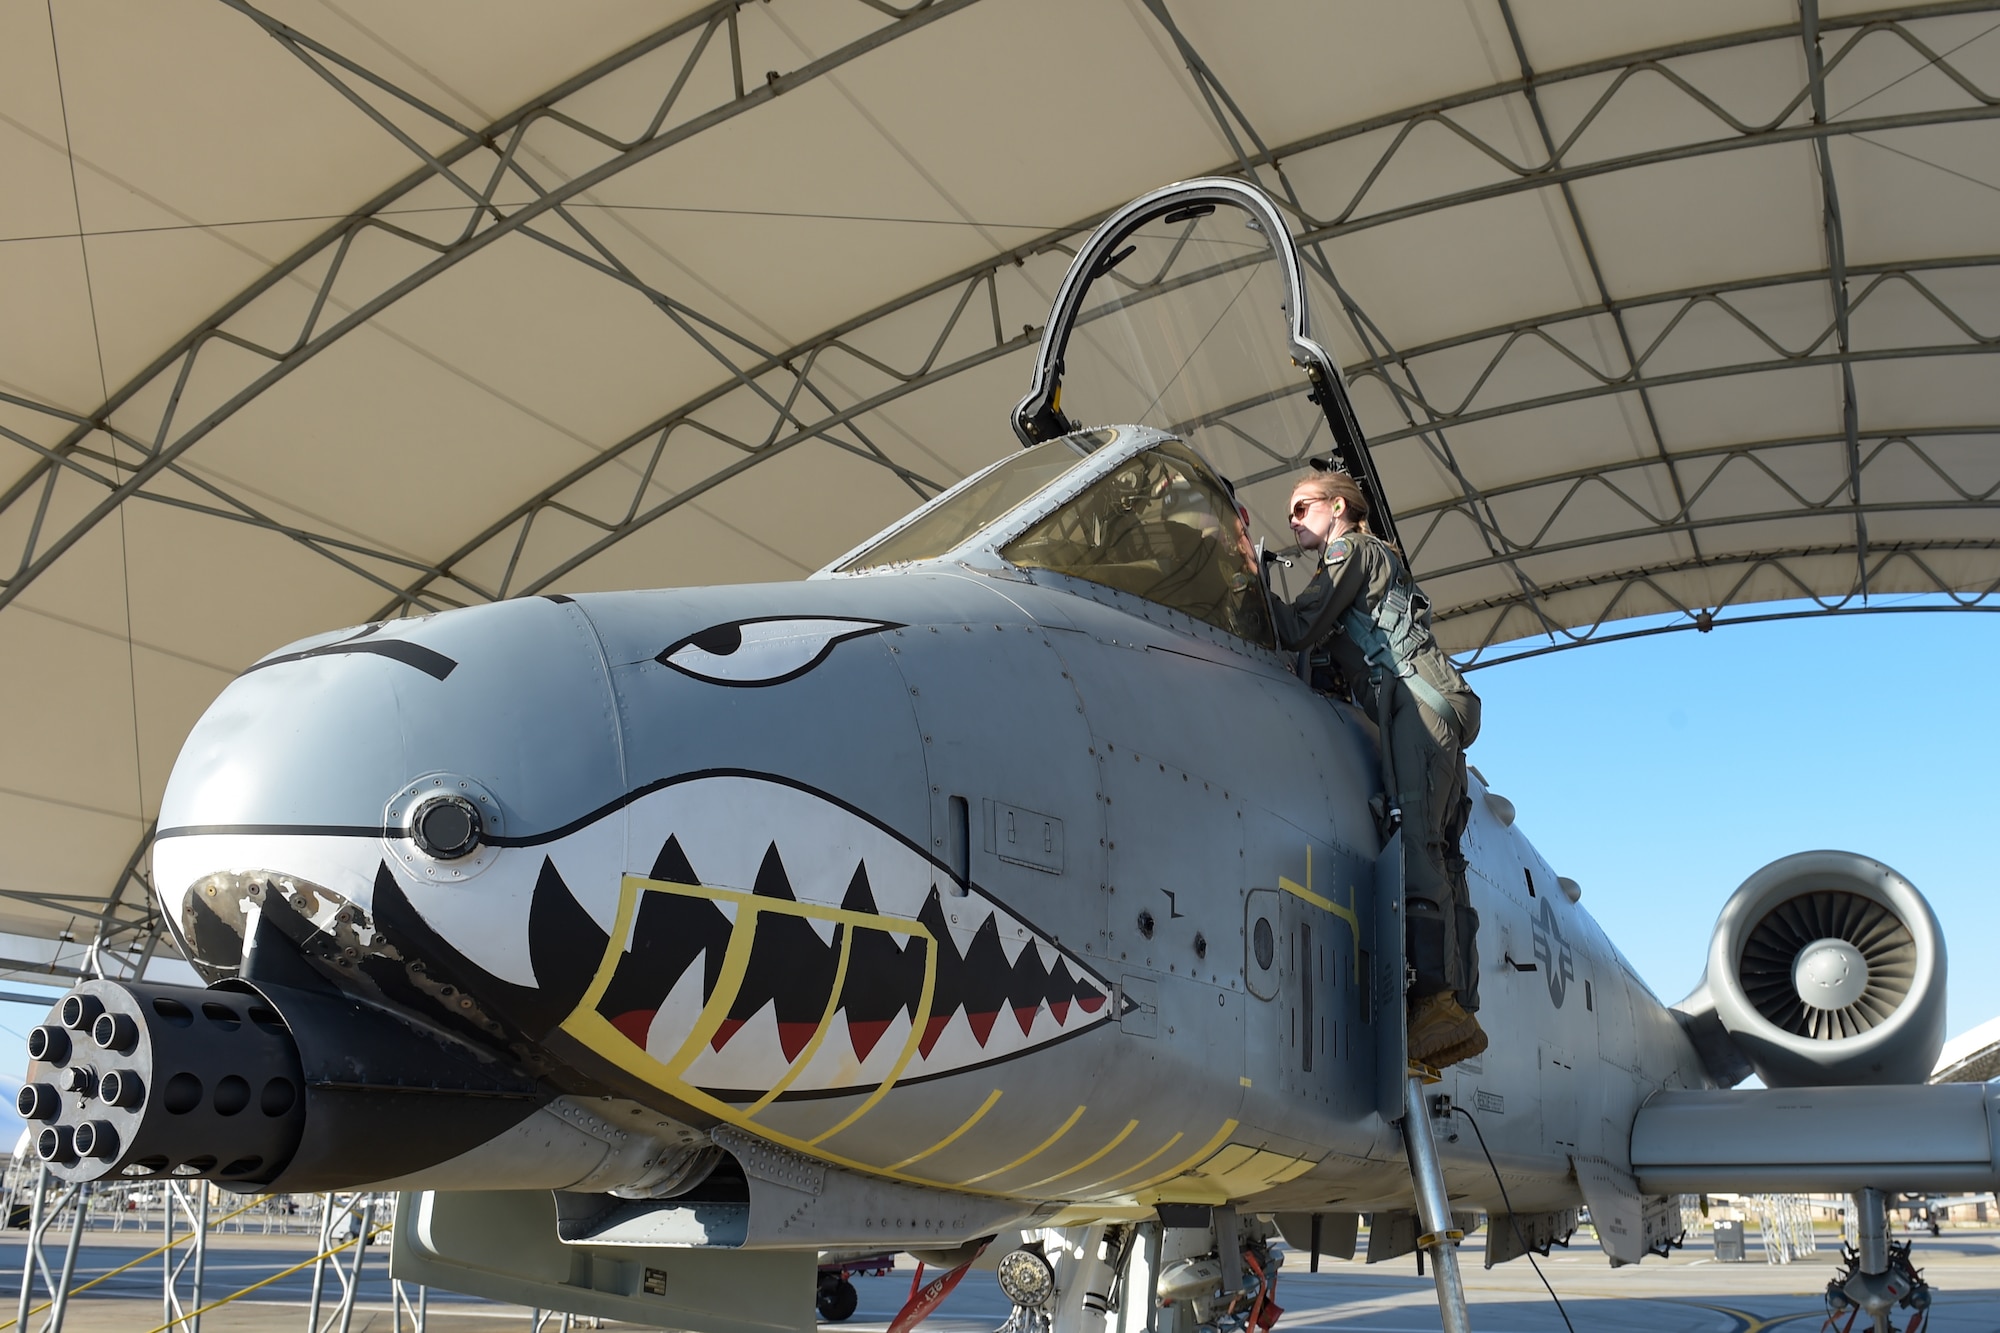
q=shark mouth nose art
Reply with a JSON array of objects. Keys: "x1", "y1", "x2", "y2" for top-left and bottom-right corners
[
  {"x1": 151, "y1": 771, "x2": 1117, "y2": 1112},
  {"x1": 558, "y1": 774, "x2": 1113, "y2": 1103}
]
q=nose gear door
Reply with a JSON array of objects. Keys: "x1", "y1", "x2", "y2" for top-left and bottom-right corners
[{"x1": 1012, "y1": 176, "x2": 1398, "y2": 549}]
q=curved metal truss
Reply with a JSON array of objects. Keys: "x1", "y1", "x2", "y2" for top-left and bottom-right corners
[
  {"x1": 0, "y1": 0, "x2": 980, "y2": 615},
  {"x1": 6, "y1": 0, "x2": 2000, "y2": 954}
]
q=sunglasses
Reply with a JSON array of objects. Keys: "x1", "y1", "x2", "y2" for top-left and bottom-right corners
[{"x1": 1290, "y1": 498, "x2": 1331, "y2": 519}]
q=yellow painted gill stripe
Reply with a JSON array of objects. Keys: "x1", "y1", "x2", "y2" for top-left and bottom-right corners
[
  {"x1": 807, "y1": 929, "x2": 937, "y2": 1146},
  {"x1": 575, "y1": 876, "x2": 648, "y2": 1017},
  {"x1": 1116, "y1": 1119, "x2": 1241, "y2": 1195},
  {"x1": 662, "y1": 899, "x2": 762, "y2": 1079},
  {"x1": 954, "y1": 1105, "x2": 1086, "y2": 1186},
  {"x1": 564, "y1": 1010, "x2": 1024, "y2": 1196},
  {"x1": 564, "y1": 974, "x2": 1006, "y2": 1196},
  {"x1": 887, "y1": 1089, "x2": 1003, "y2": 1171},
  {"x1": 1018, "y1": 1118, "x2": 1140, "y2": 1191},
  {"x1": 743, "y1": 922, "x2": 852, "y2": 1116},
  {"x1": 1077, "y1": 1130, "x2": 1184, "y2": 1195}
]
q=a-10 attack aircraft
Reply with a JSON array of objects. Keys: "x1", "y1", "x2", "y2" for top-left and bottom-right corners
[{"x1": 18, "y1": 180, "x2": 2000, "y2": 1333}]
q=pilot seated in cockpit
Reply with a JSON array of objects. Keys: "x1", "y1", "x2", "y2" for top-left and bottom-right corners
[{"x1": 1280, "y1": 469, "x2": 1487, "y2": 1069}]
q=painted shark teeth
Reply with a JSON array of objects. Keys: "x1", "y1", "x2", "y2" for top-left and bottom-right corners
[
  {"x1": 600, "y1": 775, "x2": 1113, "y2": 1097},
  {"x1": 154, "y1": 772, "x2": 1115, "y2": 1103},
  {"x1": 590, "y1": 830, "x2": 1110, "y2": 1097}
]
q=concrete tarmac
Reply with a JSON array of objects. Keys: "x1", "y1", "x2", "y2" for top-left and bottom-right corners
[
  {"x1": 3, "y1": 1225, "x2": 1995, "y2": 1331},
  {"x1": 843, "y1": 1227, "x2": 2000, "y2": 1333}
]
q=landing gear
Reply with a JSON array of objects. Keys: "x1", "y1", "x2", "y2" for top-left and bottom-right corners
[
  {"x1": 1825, "y1": 1188, "x2": 1932, "y2": 1333},
  {"x1": 991, "y1": 1214, "x2": 1280, "y2": 1333},
  {"x1": 816, "y1": 1274, "x2": 858, "y2": 1323},
  {"x1": 1156, "y1": 1231, "x2": 1280, "y2": 1333}
]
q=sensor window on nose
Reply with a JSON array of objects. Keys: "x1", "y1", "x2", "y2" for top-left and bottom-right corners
[
  {"x1": 657, "y1": 617, "x2": 898, "y2": 687},
  {"x1": 411, "y1": 795, "x2": 482, "y2": 859}
]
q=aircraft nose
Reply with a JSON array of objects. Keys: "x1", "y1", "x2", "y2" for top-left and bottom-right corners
[{"x1": 156, "y1": 597, "x2": 624, "y2": 902}]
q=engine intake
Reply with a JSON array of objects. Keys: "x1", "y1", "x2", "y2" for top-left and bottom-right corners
[{"x1": 1678, "y1": 851, "x2": 1946, "y2": 1087}]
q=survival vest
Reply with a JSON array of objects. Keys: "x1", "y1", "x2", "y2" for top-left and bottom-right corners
[{"x1": 1337, "y1": 542, "x2": 1476, "y2": 745}]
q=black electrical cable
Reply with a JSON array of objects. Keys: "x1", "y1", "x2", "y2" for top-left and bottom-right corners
[{"x1": 1450, "y1": 1105, "x2": 1577, "y2": 1333}]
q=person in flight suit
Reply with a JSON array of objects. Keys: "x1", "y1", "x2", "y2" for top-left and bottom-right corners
[{"x1": 1280, "y1": 468, "x2": 1486, "y2": 1068}]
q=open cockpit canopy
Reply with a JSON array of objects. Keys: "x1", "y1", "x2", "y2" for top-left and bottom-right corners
[
  {"x1": 831, "y1": 181, "x2": 1376, "y2": 649},
  {"x1": 835, "y1": 180, "x2": 1381, "y2": 650},
  {"x1": 1012, "y1": 178, "x2": 1396, "y2": 549}
]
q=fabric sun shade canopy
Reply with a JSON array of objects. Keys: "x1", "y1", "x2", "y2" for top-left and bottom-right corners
[{"x1": 0, "y1": 0, "x2": 1997, "y2": 958}]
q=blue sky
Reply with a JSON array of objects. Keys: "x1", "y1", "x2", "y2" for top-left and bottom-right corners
[
  {"x1": 1465, "y1": 608, "x2": 2000, "y2": 1036},
  {"x1": 0, "y1": 609, "x2": 1990, "y2": 1151}
]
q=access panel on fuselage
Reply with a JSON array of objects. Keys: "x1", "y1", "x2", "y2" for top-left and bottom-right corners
[
  {"x1": 1041, "y1": 602, "x2": 1387, "y2": 1141},
  {"x1": 887, "y1": 618, "x2": 1107, "y2": 969}
]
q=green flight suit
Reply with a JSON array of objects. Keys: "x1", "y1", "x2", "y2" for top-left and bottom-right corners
[{"x1": 1285, "y1": 530, "x2": 1483, "y2": 1010}]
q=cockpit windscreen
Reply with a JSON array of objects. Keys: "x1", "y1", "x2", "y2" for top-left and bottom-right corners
[
  {"x1": 1003, "y1": 441, "x2": 1275, "y2": 647},
  {"x1": 838, "y1": 435, "x2": 1108, "y2": 571}
]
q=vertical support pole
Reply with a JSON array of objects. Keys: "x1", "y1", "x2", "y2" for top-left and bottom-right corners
[
  {"x1": 393, "y1": 1277, "x2": 428, "y2": 1333},
  {"x1": 1403, "y1": 1074, "x2": 1471, "y2": 1333},
  {"x1": 44, "y1": 1183, "x2": 88, "y2": 1333},
  {"x1": 163, "y1": 1180, "x2": 208, "y2": 1332},
  {"x1": 307, "y1": 1193, "x2": 335, "y2": 1332},
  {"x1": 1153, "y1": 1222, "x2": 1212, "y2": 1333},
  {"x1": 335, "y1": 1196, "x2": 375, "y2": 1333},
  {"x1": 191, "y1": 1184, "x2": 210, "y2": 1333},
  {"x1": 162, "y1": 1177, "x2": 176, "y2": 1331},
  {"x1": 306, "y1": 1193, "x2": 375, "y2": 1333},
  {"x1": 16, "y1": 1164, "x2": 47, "y2": 1333}
]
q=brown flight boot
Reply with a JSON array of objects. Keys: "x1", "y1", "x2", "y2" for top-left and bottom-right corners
[
  {"x1": 1407, "y1": 992, "x2": 1487, "y2": 1068},
  {"x1": 1426, "y1": 1024, "x2": 1490, "y2": 1069}
]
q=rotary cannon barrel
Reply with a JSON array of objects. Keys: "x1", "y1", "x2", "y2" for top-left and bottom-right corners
[
  {"x1": 17, "y1": 979, "x2": 305, "y2": 1185},
  {"x1": 19, "y1": 976, "x2": 545, "y2": 1191}
]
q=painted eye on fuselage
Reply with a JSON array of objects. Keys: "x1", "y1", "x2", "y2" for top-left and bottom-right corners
[{"x1": 656, "y1": 617, "x2": 900, "y2": 687}]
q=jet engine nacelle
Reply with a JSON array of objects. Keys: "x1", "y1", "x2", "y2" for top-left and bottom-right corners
[{"x1": 1678, "y1": 851, "x2": 1947, "y2": 1088}]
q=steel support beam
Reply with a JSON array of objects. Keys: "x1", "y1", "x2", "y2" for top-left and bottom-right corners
[
  {"x1": 1498, "y1": 0, "x2": 1701, "y2": 568},
  {"x1": 1450, "y1": 539, "x2": 2000, "y2": 667},
  {"x1": 1802, "y1": 0, "x2": 1870, "y2": 596},
  {"x1": 1200, "y1": 256, "x2": 2000, "y2": 464},
  {"x1": 1395, "y1": 425, "x2": 2000, "y2": 570}
]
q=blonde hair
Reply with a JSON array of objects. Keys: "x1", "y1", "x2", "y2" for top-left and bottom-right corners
[{"x1": 1292, "y1": 469, "x2": 1373, "y2": 536}]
